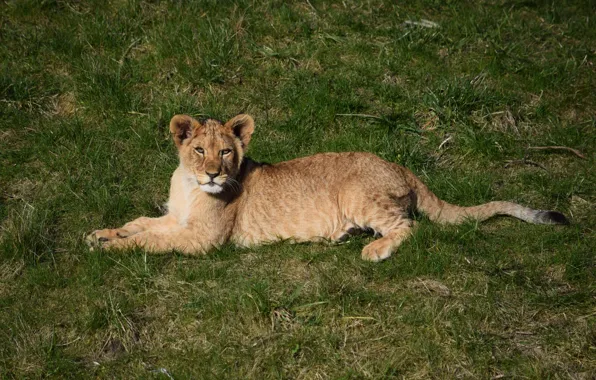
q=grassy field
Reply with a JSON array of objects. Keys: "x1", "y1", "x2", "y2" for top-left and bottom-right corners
[{"x1": 1, "y1": 0, "x2": 595, "y2": 378}]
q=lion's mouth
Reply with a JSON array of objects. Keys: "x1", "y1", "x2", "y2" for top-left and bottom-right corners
[
  {"x1": 200, "y1": 181, "x2": 224, "y2": 194},
  {"x1": 194, "y1": 173, "x2": 227, "y2": 194}
]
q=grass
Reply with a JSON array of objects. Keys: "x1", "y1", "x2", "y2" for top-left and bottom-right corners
[{"x1": 1, "y1": 0, "x2": 595, "y2": 378}]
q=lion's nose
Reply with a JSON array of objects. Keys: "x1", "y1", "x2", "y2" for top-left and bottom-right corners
[{"x1": 206, "y1": 171, "x2": 220, "y2": 180}]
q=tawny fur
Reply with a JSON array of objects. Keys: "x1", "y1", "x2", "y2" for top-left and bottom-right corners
[{"x1": 87, "y1": 114, "x2": 569, "y2": 261}]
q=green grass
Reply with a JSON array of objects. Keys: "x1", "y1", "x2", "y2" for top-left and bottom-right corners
[{"x1": 1, "y1": 0, "x2": 595, "y2": 378}]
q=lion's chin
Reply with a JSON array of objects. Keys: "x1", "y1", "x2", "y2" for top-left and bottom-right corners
[{"x1": 200, "y1": 183, "x2": 224, "y2": 194}]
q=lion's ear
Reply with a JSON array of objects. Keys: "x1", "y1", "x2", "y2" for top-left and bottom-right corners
[
  {"x1": 225, "y1": 114, "x2": 254, "y2": 149},
  {"x1": 169, "y1": 115, "x2": 201, "y2": 148}
]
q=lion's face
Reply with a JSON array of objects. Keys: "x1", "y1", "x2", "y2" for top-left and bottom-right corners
[{"x1": 169, "y1": 114, "x2": 254, "y2": 194}]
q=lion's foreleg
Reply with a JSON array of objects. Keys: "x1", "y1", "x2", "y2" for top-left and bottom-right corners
[
  {"x1": 98, "y1": 229, "x2": 208, "y2": 255},
  {"x1": 87, "y1": 214, "x2": 178, "y2": 243},
  {"x1": 119, "y1": 215, "x2": 177, "y2": 236}
]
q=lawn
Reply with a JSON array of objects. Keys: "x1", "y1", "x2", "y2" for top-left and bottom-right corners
[{"x1": 0, "y1": 0, "x2": 594, "y2": 378}]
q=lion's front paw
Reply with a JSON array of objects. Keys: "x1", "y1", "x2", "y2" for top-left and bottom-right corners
[{"x1": 85, "y1": 229, "x2": 129, "y2": 249}]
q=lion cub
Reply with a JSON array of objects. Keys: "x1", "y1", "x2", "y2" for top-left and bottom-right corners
[{"x1": 87, "y1": 114, "x2": 568, "y2": 261}]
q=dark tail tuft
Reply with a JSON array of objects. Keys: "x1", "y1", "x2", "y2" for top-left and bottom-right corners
[{"x1": 535, "y1": 210, "x2": 570, "y2": 225}]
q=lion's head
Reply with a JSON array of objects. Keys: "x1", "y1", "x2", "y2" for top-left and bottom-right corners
[{"x1": 169, "y1": 114, "x2": 254, "y2": 194}]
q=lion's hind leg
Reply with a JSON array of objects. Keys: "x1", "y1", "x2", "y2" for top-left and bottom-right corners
[
  {"x1": 361, "y1": 221, "x2": 413, "y2": 262},
  {"x1": 352, "y1": 189, "x2": 415, "y2": 261}
]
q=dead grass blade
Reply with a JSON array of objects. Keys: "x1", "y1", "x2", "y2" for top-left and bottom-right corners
[
  {"x1": 504, "y1": 159, "x2": 548, "y2": 171},
  {"x1": 527, "y1": 146, "x2": 586, "y2": 159}
]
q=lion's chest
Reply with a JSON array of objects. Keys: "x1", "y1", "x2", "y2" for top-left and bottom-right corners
[{"x1": 166, "y1": 167, "x2": 200, "y2": 227}]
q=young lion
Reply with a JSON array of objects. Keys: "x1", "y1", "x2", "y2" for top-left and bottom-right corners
[{"x1": 87, "y1": 114, "x2": 569, "y2": 261}]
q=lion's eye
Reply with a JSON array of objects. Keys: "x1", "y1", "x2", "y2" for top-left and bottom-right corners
[
  {"x1": 194, "y1": 147, "x2": 204, "y2": 154},
  {"x1": 220, "y1": 149, "x2": 232, "y2": 156}
]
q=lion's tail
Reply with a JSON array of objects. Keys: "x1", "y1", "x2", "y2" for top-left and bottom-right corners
[{"x1": 410, "y1": 174, "x2": 569, "y2": 225}]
